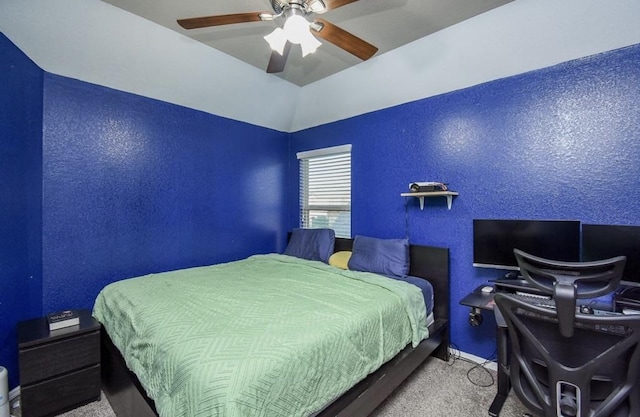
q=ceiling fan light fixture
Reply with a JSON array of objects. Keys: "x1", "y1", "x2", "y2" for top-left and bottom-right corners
[
  {"x1": 179, "y1": 0, "x2": 378, "y2": 74},
  {"x1": 283, "y1": 14, "x2": 311, "y2": 45},
  {"x1": 264, "y1": 28, "x2": 288, "y2": 55},
  {"x1": 283, "y1": 14, "x2": 321, "y2": 55}
]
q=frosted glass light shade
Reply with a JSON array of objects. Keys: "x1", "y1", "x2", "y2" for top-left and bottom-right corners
[
  {"x1": 264, "y1": 14, "x2": 321, "y2": 57},
  {"x1": 300, "y1": 35, "x2": 321, "y2": 56},
  {"x1": 283, "y1": 15, "x2": 310, "y2": 44},
  {"x1": 264, "y1": 28, "x2": 288, "y2": 55}
]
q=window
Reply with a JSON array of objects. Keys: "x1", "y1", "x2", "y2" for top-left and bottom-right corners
[{"x1": 297, "y1": 145, "x2": 351, "y2": 238}]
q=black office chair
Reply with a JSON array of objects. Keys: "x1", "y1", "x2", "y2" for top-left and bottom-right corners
[{"x1": 494, "y1": 249, "x2": 640, "y2": 417}]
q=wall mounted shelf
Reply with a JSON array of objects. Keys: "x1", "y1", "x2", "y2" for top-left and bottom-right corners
[{"x1": 401, "y1": 191, "x2": 459, "y2": 210}]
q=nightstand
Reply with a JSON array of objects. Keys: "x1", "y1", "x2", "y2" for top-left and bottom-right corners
[{"x1": 17, "y1": 310, "x2": 101, "y2": 417}]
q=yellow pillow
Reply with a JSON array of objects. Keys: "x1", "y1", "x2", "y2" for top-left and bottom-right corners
[{"x1": 329, "y1": 251, "x2": 352, "y2": 269}]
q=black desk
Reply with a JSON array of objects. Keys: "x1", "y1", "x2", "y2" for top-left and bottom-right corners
[
  {"x1": 459, "y1": 285, "x2": 510, "y2": 417},
  {"x1": 459, "y1": 285, "x2": 495, "y2": 310}
]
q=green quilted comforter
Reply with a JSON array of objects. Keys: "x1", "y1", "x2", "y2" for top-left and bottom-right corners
[{"x1": 93, "y1": 254, "x2": 429, "y2": 417}]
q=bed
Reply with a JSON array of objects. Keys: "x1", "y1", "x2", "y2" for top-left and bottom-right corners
[{"x1": 95, "y1": 235, "x2": 450, "y2": 417}]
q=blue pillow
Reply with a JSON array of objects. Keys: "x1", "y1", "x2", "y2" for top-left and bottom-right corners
[
  {"x1": 348, "y1": 235, "x2": 409, "y2": 277},
  {"x1": 383, "y1": 274, "x2": 434, "y2": 315},
  {"x1": 284, "y1": 228, "x2": 335, "y2": 263}
]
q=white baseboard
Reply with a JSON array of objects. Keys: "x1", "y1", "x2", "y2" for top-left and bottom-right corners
[
  {"x1": 9, "y1": 386, "x2": 20, "y2": 401},
  {"x1": 452, "y1": 349, "x2": 498, "y2": 372}
]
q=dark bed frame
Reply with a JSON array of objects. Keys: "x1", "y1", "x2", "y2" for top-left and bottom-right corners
[{"x1": 100, "y1": 238, "x2": 450, "y2": 417}]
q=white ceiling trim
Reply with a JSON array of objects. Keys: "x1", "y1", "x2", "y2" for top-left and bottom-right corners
[
  {"x1": 1, "y1": 0, "x2": 639, "y2": 133},
  {"x1": 291, "y1": 0, "x2": 640, "y2": 132}
]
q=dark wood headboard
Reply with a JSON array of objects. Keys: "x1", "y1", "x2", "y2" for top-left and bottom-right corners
[{"x1": 334, "y1": 237, "x2": 450, "y2": 322}]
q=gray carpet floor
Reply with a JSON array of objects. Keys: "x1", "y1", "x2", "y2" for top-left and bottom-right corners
[{"x1": 11, "y1": 356, "x2": 534, "y2": 417}]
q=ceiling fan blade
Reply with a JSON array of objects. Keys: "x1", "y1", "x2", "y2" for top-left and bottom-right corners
[
  {"x1": 321, "y1": 0, "x2": 360, "y2": 12},
  {"x1": 311, "y1": 18, "x2": 378, "y2": 61},
  {"x1": 177, "y1": 12, "x2": 268, "y2": 29},
  {"x1": 267, "y1": 42, "x2": 292, "y2": 73}
]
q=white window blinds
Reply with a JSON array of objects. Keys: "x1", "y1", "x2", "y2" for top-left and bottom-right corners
[{"x1": 297, "y1": 145, "x2": 351, "y2": 238}]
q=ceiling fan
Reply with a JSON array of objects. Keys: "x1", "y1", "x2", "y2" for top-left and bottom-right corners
[{"x1": 177, "y1": 0, "x2": 378, "y2": 73}]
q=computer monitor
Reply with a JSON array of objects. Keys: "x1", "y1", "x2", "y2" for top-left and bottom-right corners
[
  {"x1": 473, "y1": 219, "x2": 581, "y2": 271},
  {"x1": 582, "y1": 224, "x2": 640, "y2": 288}
]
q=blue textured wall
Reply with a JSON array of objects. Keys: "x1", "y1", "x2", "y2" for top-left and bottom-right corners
[
  {"x1": 289, "y1": 44, "x2": 640, "y2": 358},
  {"x1": 0, "y1": 33, "x2": 43, "y2": 388},
  {"x1": 40, "y1": 74, "x2": 289, "y2": 315}
]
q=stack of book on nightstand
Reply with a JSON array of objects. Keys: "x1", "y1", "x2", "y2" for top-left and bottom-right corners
[{"x1": 47, "y1": 310, "x2": 80, "y2": 331}]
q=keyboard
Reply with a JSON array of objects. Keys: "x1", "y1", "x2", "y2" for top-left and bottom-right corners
[
  {"x1": 512, "y1": 292, "x2": 556, "y2": 309},
  {"x1": 509, "y1": 292, "x2": 622, "y2": 316},
  {"x1": 506, "y1": 292, "x2": 628, "y2": 335}
]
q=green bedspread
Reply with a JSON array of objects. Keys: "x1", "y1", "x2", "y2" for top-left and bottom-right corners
[{"x1": 93, "y1": 254, "x2": 429, "y2": 417}]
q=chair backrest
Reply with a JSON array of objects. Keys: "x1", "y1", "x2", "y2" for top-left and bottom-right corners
[
  {"x1": 495, "y1": 293, "x2": 640, "y2": 417},
  {"x1": 513, "y1": 249, "x2": 626, "y2": 337}
]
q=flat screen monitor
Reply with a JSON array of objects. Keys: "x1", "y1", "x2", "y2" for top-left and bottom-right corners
[
  {"x1": 473, "y1": 219, "x2": 581, "y2": 270},
  {"x1": 582, "y1": 224, "x2": 640, "y2": 288}
]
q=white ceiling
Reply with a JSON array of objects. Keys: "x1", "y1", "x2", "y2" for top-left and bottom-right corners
[
  {"x1": 101, "y1": 0, "x2": 514, "y2": 86},
  {"x1": 1, "y1": 0, "x2": 639, "y2": 132}
]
